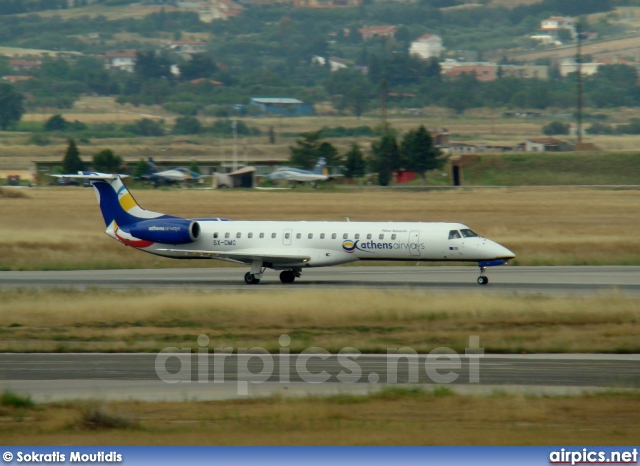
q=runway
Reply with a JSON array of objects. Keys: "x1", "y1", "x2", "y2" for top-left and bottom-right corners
[
  {"x1": 0, "y1": 353, "x2": 638, "y2": 402},
  {"x1": 1, "y1": 266, "x2": 638, "y2": 401},
  {"x1": 1, "y1": 266, "x2": 639, "y2": 295}
]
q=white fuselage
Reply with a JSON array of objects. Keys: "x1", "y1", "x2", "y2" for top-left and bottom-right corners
[{"x1": 137, "y1": 220, "x2": 514, "y2": 269}]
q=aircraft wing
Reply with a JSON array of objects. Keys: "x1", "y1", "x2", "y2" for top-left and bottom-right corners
[{"x1": 156, "y1": 248, "x2": 311, "y2": 265}]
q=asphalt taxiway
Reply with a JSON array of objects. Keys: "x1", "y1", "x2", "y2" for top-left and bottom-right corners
[
  {"x1": 0, "y1": 353, "x2": 638, "y2": 402},
  {"x1": 1, "y1": 266, "x2": 639, "y2": 295}
]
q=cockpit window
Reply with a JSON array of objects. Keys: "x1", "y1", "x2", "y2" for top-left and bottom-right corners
[
  {"x1": 460, "y1": 229, "x2": 478, "y2": 238},
  {"x1": 448, "y1": 230, "x2": 461, "y2": 240}
]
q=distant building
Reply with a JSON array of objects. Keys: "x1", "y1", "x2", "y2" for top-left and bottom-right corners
[
  {"x1": 249, "y1": 98, "x2": 315, "y2": 117},
  {"x1": 449, "y1": 143, "x2": 480, "y2": 155},
  {"x1": 442, "y1": 63, "x2": 497, "y2": 82},
  {"x1": 359, "y1": 26, "x2": 397, "y2": 41},
  {"x1": 499, "y1": 65, "x2": 548, "y2": 80},
  {"x1": 199, "y1": 0, "x2": 244, "y2": 21},
  {"x1": 311, "y1": 56, "x2": 351, "y2": 72},
  {"x1": 540, "y1": 16, "x2": 576, "y2": 40},
  {"x1": 102, "y1": 50, "x2": 137, "y2": 73},
  {"x1": 524, "y1": 138, "x2": 571, "y2": 152},
  {"x1": 294, "y1": 0, "x2": 361, "y2": 8},
  {"x1": 169, "y1": 40, "x2": 207, "y2": 55},
  {"x1": 1, "y1": 76, "x2": 35, "y2": 83},
  {"x1": 409, "y1": 34, "x2": 443, "y2": 60},
  {"x1": 559, "y1": 58, "x2": 601, "y2": 77},
  {"x1": 9, "y1": 60, "x2": 41, "y2": 73}
]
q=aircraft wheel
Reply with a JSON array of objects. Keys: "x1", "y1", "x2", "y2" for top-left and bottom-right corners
[
  {"x1": 477, "y1": 276, "x2": 489, "y2": 285},
  {"x1": 244, "y1": 272, "x2": 260, "y2": 285},
  {"x1": 279, "y1": 270, "x2": 295, "y2": 284}
]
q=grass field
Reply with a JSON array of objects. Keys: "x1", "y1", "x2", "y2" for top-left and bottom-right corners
[
  {"x1": 1, "y1": 289, "x2": 638, "y2": 353},
  {"x1": 1, "y1": 389, "x2": 638, "y2": 445},
  {"x1": 0, "y1": 186, "x2": 639, "y2": 270}
]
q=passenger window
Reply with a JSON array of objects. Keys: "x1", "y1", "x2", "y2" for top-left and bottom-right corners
[
  {"x1": 320, "y1": 233, "x2": 325, "y2": 239},
  {"x1": 296, "y1": 233, "x2": 301, "y2": 239},
  {"x1": 392, "y1": 234, "x2": 396, "y2": 240},
  {"x1": 272, "y1": 233, "x2": 277, "y2": 239},
  {"x1": 355, "y1": 234, "x2": 360, "y2": 240},
  {"x1": 367, "y1": 234, "x2": 372, "y2": 239},
  {"x1": 379, "y1": 234, "x2": 384, "y2": 240},
  {"x1": 461, "y1": 229, "x2": 478, "y2": 238},
  {"x1": 308, "y1": 233, "x2": 313, "y2": 239},
  {"x1": 213, "y1": 232, "x2": 218, "y2": 239},
  {"x1": 225, "y1": 232, "x2": 230, "y2": 239},
  {"x1": 332, "y1": 233, "x2": 337, "y2": 239},
  {"x1": 259, "y1": 233, "x2": 264, "y2": 238},
  {"x1": 237, "y1": 232, "x2": 242, "y2": 239},
  {"x1": 285, "y1": 233, "x2": 290, "y2": 239},
  {"x1": 448, "y1": 230, "x2": 462, "y2": 240},
  {"x1": 248, "y1": 233, "x2": 253, "y2": 239},
  {"x1": 343, "y1": 233, "x2": 348, "y2": 239}
]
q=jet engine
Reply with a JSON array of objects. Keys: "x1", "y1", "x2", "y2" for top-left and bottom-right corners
[{"x1": 127, "y1": 219, "x2": 200, "y2": 244}]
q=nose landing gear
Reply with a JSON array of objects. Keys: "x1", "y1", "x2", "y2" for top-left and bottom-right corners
[
  {"x1": 476, "y1": 259, "x2": 508, "y2": 285},
  {"x1": 477, "y1": 267, "x2": 489, "y2": 285}
]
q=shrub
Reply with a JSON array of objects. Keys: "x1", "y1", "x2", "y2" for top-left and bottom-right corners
[{"x1": 1, "y1": 390, "x2": 34, "y2": 408}]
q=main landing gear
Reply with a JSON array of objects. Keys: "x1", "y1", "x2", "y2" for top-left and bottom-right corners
[
  {"x1": 244, "y1": 260, "x2": 301, "y2": 285},
  {"x1": 279, "y1": 270, "x2": 300, "y2": 284},
  {"x1": 244, "y1": 272, "x2": 260, "y2": 285}
]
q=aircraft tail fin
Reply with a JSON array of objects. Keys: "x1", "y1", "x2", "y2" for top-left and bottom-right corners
[
  {"x1": 147, "y1": 157, "x2": 159, "y2": 175},
  {"x1": 313, "y1": 157, "x2": 328, "y2": 175},
  {"x1": 55, "y1": 172, "x2": 169, "y2": 228}
]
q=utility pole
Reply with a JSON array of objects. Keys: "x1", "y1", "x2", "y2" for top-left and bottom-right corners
[
  {"x1": 576, "y1": 23, "x2": 583, "y2": 146},
  {"x1": 381, "y1": 78, "x2": 388, "y2": 133},
  {"x1": 232, "y1": 119, "x2": 238, "y2": 171}
]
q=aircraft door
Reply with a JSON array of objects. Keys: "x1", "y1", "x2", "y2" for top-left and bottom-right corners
[
  {"x1": 283, "y1": 229, "x2": 293, "y2": 246},
  {"x1": 409, "y1": 230, "x2": 421, "y2": 256}
]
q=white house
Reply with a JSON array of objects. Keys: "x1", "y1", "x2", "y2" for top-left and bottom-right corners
[
  {"x1": 540, "y1": 16, "x2": 576, "y2": 39},
  {"x1": 102, "y1": 51, "x2": 137, "y2": 73},
  {"x1": 169, "y1": 40, "x2": 207, "y2": 55},
  {"x1": 559, "y1": 58, "x2": 602, "y2": 77},
  {"x1": 409, "y1": 34, "x2": 443, "y2": 60},
  {"x1": 311, "y1": 56, "x2": 350, "y2": 72}
]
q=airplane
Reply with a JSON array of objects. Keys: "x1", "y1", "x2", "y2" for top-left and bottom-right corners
[
  {"x1": 54, "y1": 172, "x2": 516, "y2": 286},
  {"x1": 140, "y1": 158, "x2": 209, "y2": 186},
  {"x1": 264, "y1": 158, "x2": 332, "y2": 186}
]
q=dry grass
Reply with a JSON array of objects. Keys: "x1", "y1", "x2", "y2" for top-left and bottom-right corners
[
  {"x1": 0, "y1": 187, "x2": 638, "y2": 270},
  {"x1": 1, "y1": 289, "x2": 638, "y2": 353},
  {"x1": 0, "y1": 390, "x2": 638, "y2": 445}
]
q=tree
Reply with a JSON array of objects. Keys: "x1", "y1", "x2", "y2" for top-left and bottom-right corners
[
  {"x1": 179, "y1": 54, "x2": 218, "y2": 81},
  {"x1": 127, "y1": 119, "x2": 164, "y2": 137},
  {"x1": 189, "y1": 161, "x2": 200, "y2": 174},
  {"x1": 289, "y1": 130, "x2": 323, "y2": 170},
  {"x1": 62, "y1": 139, "x2": 85, "y2": 174},
  {"x1": 371, "y1": 132, "x2": 400, "y2": 186},
  {"x1": 173, "y1": 116, "x2": 201, "y2": 135},
  {"x1": 343, "y1": 143, "x2": 366, "y2": 179},
  {"x1": 325, "y1": 69, "x2": 371, "y2": 118},
  {"x1": 44, "y1": 114, "x2": 68, "y2": 132},
  {"x1": 0, "y1": 83, "x2": 24, "y2": 130},
  {"x1": 135, "y1": 51, "x2": 173, "y2": 81},
  {"x1": 543, "y1": 121, "x2": 570, "y2": 136},
  {"x1": 133, "y1": 158, "x2": 150, "y2": 179},
  {"x1": 92, "y1": 149, "x2": 122, "y2": 173},
  {"x1": 400, "y1": 125, "x2": 442, "y2": 184}
]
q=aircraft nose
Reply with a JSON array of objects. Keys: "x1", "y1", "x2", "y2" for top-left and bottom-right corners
[{"x1": 495, "y1": 242, "x2": 515, "y2": 260}]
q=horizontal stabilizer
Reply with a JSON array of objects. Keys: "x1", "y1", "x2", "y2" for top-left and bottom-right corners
[{"x1": 52, "y1": 171, "x2": 129, "y2": 180}]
